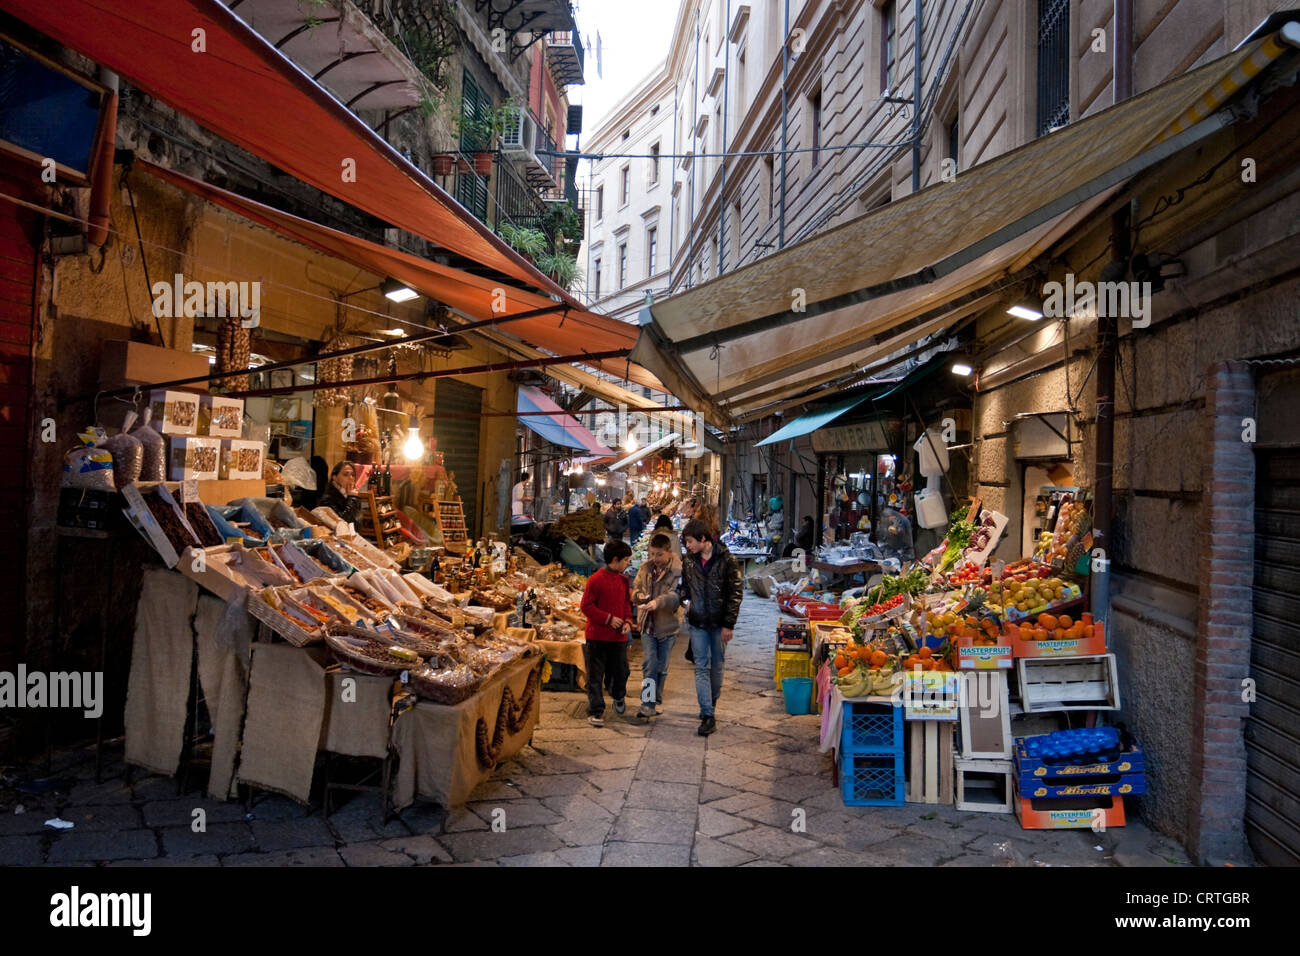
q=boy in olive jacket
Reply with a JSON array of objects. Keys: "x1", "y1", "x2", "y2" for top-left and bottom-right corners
[{"x1": 631, "y1": 533, "x2": 682, "y2": 718}]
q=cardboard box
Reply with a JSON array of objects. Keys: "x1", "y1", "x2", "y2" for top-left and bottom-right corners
[
  {"x1": 168, "y1": 436, "x2": 221, "y2": 480},
  {"x1": 1009, "y1": 620, "x2": 1106, "y2": 658},
  {"x1": 150, "y1": 390, "x2": 202, "y2": 436},
  {"x1": 955, "y1": 636, "x2": 1014, "y2": 669},
  {"x1": 200, "y1": 395, "x2": 245, "y2": 438},
  {"x1": 100, "y1": 340, "x2": 210, "y2": 392},
  {"x1": 1013, "y1": 785, "x2": 1127, "y2": 829},
  {"x1": 220, "y1": 440, "x2": 265, "y2": 480}
]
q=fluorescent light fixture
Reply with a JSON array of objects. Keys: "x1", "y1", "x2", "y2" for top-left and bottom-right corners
[
  {"x1": 951, "y1": 362, "x2": 974, "y2": 377},
  {"x1": 1007, "y1": 304, "x2": 1043, "y2": 321},
  {"x1": 381, "y1": 278, "x2": 419, "y2": 303},
  {"x1": 378, "y1": 328, "x2": 408, "y2": 336}
]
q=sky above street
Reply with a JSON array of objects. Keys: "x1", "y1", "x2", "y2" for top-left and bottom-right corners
[{"x1": 571, "y1": 0, "x2": 682, "y2": 135}]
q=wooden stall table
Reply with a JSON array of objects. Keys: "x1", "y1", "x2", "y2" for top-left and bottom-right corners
[
  {"x1": 391, "y1": 651, "x2": 543, "y2": 811},
  {"x1": 812, "y1": 558, "x2": 883, "y2": 589}
]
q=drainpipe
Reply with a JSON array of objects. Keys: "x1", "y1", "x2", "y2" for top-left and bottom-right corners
[
  {"x1": 87, "y1": 69, "x2": 119, "y2": 247},
  {"x1": 669, "y1": 81, "x2": 678, "y2": 284},
  {"x1": 687, "y1": 12, "x2": 700, "y2": 287},
  {"x1": 718, "y1": 0, "x2": 730, "y2": 274},
  {"x1": 911, "y1": 0, "x2": 922, "y2": 193},
  {"x1": 1091, "y1": 203, "x2": 1131, "y2": 624},
  {"x1": 1114, "y1": 0, "x2": 1134, "y2": 103},
  {"x1": 778, "y1": 0, "x2": 789, "y2": 249}
]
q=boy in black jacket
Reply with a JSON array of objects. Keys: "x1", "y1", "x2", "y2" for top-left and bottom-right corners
[{"x1": 677, "y1": 518, "x2": 743, "y2": 736}]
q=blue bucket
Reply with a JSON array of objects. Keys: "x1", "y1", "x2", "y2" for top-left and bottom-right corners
[{"x1": 782, "y1": 677, "x2": 814, "y2": 715}]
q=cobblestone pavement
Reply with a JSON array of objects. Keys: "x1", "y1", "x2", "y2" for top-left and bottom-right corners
[{"x1": 2, "y1": 595, "x2": 1191, "y2": 866}]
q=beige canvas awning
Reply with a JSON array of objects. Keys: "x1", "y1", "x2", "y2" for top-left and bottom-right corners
[{"x1": 638, "y1": 34, "x2": 1288, "y2": 420}]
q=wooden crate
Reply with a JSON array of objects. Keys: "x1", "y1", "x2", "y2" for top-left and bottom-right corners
[
  {"x1": 905, "y1": 721, "x2": 954, "y2": 805},
  {"x1": 954, "y1": 757, "x2": 1014, "y2": 813},
  {"x1": 1016, "y1": 654, "x2": 1120, "y2": 712},
  {"x1": 959, "y1": 671, "x2": 1013, "y2": 758}
]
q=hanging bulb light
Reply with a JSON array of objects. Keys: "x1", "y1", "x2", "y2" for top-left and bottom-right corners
[
  {"x1": 623, "y1": 430, "x2": 638, "y2": 452},
  {"x1": 402, "y1": 414, "x2": 424, "y2": 461}
]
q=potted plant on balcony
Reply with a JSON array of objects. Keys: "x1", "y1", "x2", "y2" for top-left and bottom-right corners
[{"x1": 431, "y1": 153, "x2": 455, "y2": 176}]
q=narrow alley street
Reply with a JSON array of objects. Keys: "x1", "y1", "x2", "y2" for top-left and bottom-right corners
[{"x1": 3, "y1": 595, "x2": 1188, "y2": 867}]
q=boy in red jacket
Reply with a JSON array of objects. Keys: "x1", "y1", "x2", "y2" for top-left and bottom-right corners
[{"x1": 580, "y1": 539, "x2": 633, "y2": 726}]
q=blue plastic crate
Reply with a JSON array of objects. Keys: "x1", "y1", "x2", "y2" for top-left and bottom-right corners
[
  {"x1": 840, "y1": 700, "x2": 904, "y2": 754},
  {"x1": 840, "y1": 752, "x2": 905, "y2": 806}
]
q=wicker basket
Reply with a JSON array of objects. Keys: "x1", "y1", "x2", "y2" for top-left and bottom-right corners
[
  {"x1": 324, "y1": 631, "x2": 424, "y2": 677},
  {"x1": 248, "y1": 590, "x2": 324, "y2": 647},
  {"x1": 407, "y1": 664, "x2": 482, "y2": 705}
]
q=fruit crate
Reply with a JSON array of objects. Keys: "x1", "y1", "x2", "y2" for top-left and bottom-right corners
[
  {"x1": 1009, "y1": 620, "x2": 1106, "y2": 658},
  {"x1": 1013, "y1": 785, "x2": 1127, "y2": 830},
  {"x1": 955, "y1": 635, "x2": 1014, "y2": 669},
  {"x1": 840, "y1": 700, "x2": 904, "y2": 754},
  {"x1": 777, "y1": 619, "x2": 810, "y2": 646},
  {"x1": 954, "y1": 757, "x2": 1015, "y2": 813},
  {"x1": 774, "y1": 648, "x2": 812, "y2": 684},
  {"x1": 1018, "y1": 773, "x2": 1146, "y2": 799},
  {"x1": 1016, "y1": 654, "x2": 1120, "y2": 712},
  {"x1": 1014, "y1": 739, "x2": 1146, "y2": 780},
  {"x1": 840, "y1": 751, "x2": 905, "y2": 806}
]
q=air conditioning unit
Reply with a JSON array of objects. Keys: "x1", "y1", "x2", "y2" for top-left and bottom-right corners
[{"x1": 501, "y1": 106, "x2": 536, "y2": 157}]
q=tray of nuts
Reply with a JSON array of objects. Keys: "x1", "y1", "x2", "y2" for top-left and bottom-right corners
[{"x1": 324, "y1": 626, "x2": 428, "y2": 676}]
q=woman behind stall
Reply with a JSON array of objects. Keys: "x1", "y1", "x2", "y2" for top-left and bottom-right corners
[{"x1": 318, "y1": 460, "x2": 363, "y2": 524}]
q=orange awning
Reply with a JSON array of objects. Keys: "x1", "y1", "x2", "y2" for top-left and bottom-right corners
[
  {"x1": 140, "y1": 161, "x2": 649, "y2": 377},
  {"x1": 3, "y1": 0, "x2": 586, "y2": 313}
]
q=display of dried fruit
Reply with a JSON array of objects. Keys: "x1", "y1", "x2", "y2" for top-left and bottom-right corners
[
  {"x1": 184, "y1": 502, "x2": 225, "y2": 548},
  {"x1": 144, "y1": 492, "x2": 200, "y2": 552}
]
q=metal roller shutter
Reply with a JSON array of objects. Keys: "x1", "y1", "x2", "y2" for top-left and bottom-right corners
[
  {"x1": 1247, "y1": 449, "x2": 1300, "y2": 865},
  {"x1": 432, "y1": 378, "x2": 482, "y2": 540}
]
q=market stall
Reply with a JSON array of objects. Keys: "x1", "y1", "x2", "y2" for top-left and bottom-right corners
[
  {"x1": 62, "y1": 373, "x2": 605, "y2": 814},
  {"x1": 770, "y1": 492, "x2": 1142, "y2": 828}
]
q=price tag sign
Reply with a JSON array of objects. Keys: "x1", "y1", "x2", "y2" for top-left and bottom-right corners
[
  {"x1": 901, "y1": 671, "x2": 961, "y2": 720},
  {"x1": 180, "y1": 479, "x2": 199, "y2": 503}
]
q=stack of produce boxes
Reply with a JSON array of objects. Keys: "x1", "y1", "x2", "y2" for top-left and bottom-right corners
[{"x1": 1013, "y1": 728, "x2": 1143, "y2": 829}]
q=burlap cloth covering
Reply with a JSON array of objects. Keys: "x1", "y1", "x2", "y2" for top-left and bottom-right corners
[
  {"x1": 237, "y1": 643, "x2": 328, "y2": 803},
  {"x1": 321, "y1": 670, "x2": 394, "y2": 759},
  {"x1": 124, "y1": 568, "x2": 199, "y2": 776},
  {"x1": 194, "y1": 591, "x2": 253, "y2": 799},
  {"x1": 392, "y1": 653, "x2": 542, "y2": 810}
]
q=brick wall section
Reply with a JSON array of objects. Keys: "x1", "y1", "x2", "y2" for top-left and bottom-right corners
[{"x1": 1186, "y1": 360, "x2": 1255, "y2": 863}]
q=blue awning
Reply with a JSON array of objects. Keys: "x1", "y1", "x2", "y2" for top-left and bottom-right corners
[
  {"x1": 517, "y1": 386, "x2": 614, "y2": 455},
  {"x1": 755, "y1": 394, "x2": 868, "y2": 447}
]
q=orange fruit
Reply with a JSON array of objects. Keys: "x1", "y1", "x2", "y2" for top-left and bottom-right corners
[
  {"x1": 918, "y1": 647, "x2": 933, "y2": 659},
  {"x1": 869, "y1": 649, "x2": 888, "y2": 667},
  {"x1": 837, "y1": 665, "x2": 855, "y2": 677},
  {"x1": 1057, "y1": 614, "x2": 1073, "y2": 629},
  {"x1": 834, "y1": 653, "x2": 849, "y2": 669},
  {"x1": 1039, "y1": 614, "x2": 1058, "y2": 631}
]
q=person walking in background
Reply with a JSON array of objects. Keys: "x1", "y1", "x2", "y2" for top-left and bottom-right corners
[
  {"x1": 603, "y1": 498, "x2": 629, "y2": 543},
  {"x1": 511, "y1": 470, "x2": 530, "y2": 517},
  {"x1": 678, "y1": 518, "x2": 743, "y2": 737},
  {"x1": 579, "y1": 540, "x2": 633, "y2": 726},
  {"x1": 627, "y1": 495, "x2": 646, "y2": 543},
  {"x1": 631, "y1": 532, "x2": 682, "y2": 718}
]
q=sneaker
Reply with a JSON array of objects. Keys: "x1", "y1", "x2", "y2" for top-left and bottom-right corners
[
  {"x1": 588, "y1": 715, "x2": 604, "y2": 727},
  {"x1": 637, "y1": 702, "x2": 656, "y2": 719},
  {"x1": 613, "y1": 698, "x2": 626, "y2": 715},
  {"x1": 697, "y1": 716, "x2": 716, "y2": 736}
]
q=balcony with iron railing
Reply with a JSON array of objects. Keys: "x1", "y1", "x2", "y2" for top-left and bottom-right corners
[{"x1": 545, "y1": 29, "x2": 584, "y2": 87}]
